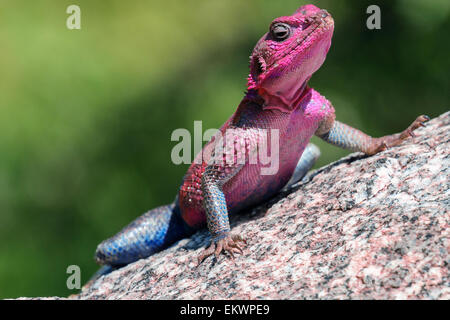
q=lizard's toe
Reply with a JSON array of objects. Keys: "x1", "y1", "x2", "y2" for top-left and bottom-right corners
[
  {"x1": 398, "y1": 114, "x2": 430, "y2": 141},
  {"x1": 197, "y1": 243, "x2": 216, "y2": 265},
  {"x1": 410, "y1": 115, "x2": 430, "y2": 131}
]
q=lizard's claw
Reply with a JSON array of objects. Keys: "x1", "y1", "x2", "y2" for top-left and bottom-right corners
[
  {"x1": 371, "y1": 115, "x2": 430, "y2": 155},
  {"x1": 197, "y1": 234, "x2": 246, "y2": 265},
  {"x1": 399, "y1": 115, "x2": 430, "y2": 140}
]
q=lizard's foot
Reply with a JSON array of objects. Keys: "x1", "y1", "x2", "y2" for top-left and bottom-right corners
[
  {"x1": 369, "y1": 115, "x2": 430, "y2": 155},
  {"x1": 197, "y1": 234, "x2": 246, "y2": 265},
  {"x1": 398, "y1": 115, "x2": 430, "y2": 140}
]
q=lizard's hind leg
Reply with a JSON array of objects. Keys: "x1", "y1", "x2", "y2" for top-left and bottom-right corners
[
  {"x1": 284, "y1": 143, "x2": 320, "y2": 189},
  {"x1": 95, "y1": 199, "x2": 195, "y2": 266}
]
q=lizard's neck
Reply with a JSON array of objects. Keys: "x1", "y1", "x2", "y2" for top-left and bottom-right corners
[
  {"x1": 245, "y1": 81, "x2": 310, "y2": 114},
  {"x1": 230, "y1": 85, "x2": 309, "y2": 128}
]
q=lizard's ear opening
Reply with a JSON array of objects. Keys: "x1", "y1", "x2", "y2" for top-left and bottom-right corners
[{"x1": 250, "y1": 56, "x2": 266, "y2": 83}]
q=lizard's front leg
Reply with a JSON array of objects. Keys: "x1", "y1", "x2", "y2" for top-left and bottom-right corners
[
  {"x1": 197, "y1": 162, "x2": 246, "y2": 264},
  {"x1": 316, "y1": 113, "x2": 430, "y2": 155}
]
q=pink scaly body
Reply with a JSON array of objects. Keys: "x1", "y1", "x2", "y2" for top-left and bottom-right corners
[{"x1": 179, "y1": 88, "x2": 334, "y2": 228}]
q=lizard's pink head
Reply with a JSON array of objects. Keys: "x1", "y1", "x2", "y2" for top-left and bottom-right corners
[{"x1": 248, "y1": 5, "x2": 334, "y2": 112}]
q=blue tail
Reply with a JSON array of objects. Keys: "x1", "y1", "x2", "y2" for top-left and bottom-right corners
[{"x1": 95, "y1": 200, "x2": 195, "y2": 266}]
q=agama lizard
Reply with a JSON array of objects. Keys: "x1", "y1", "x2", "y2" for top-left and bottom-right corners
[{"x1": 94, "y1": 5, "x2": 429, "y2": 270}]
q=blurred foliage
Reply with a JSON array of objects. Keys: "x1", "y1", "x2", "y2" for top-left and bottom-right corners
[{"x1": 0, "y1": 0, "x2": 448, "y2": 298}]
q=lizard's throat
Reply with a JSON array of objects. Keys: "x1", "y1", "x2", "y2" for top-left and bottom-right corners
[{"x1": 257, "y1": 79, "x2": 310, "y2": 113}]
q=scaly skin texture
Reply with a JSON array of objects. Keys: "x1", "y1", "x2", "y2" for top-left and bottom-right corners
[{"x1": 95, "y1": 5, "x2": 429, "y2": 268}]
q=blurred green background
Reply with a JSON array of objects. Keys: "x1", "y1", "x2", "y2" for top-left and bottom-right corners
[{"x1": 0, "y1": 0, "x2": 448, "y2": 298}]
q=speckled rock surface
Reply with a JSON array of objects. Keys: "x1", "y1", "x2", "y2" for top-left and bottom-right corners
[{"x1": 75, "y1": 112, "x2": 448, "y2": 299}]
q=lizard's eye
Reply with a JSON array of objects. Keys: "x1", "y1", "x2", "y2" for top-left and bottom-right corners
[{"x1": 271, "y1": 23, "x2": 291, "y2": 41}]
